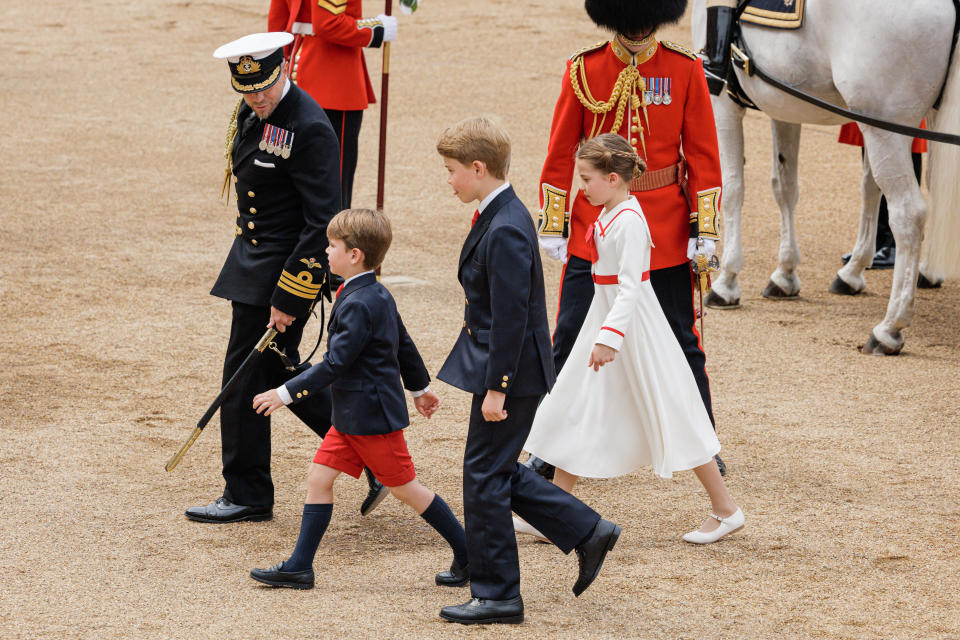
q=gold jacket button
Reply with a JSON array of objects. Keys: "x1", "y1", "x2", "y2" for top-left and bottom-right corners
[
  {"x1": 502, "y1": 375, "x2": 509, "y2": 381},
  {"x1": 552, "y1": 203, "x2": 560, "y2": 210},
  {"x1": 251, "y1": 239, "x2": 259, "y2": 246},
  {"x1": 247, "y1": 191, "x2": 255, "y2": 198},
  {"x1": 296, "y1": 392, "x2": 302, "y2": 399},
  {"x1": 249, "y1": 207, "x2": 257, "y2": 214},
  {"x1": 467, "y1": 328, "x2": 472, "y2": 336},
  {"x1": 631, "y1": 137, "x2": 638, "y2": 145},
  {"x1": 302, "y1": 390, "x2": 309, "y2": 396},
  {"x1": 247, "y1": 221, "x2": 255, "y2": 229},
  {"x1": 500, "y1": 382, "x2": 508, "y2": 388}
]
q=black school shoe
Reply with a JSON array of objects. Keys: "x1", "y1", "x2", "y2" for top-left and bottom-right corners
[
  {"x1": 440, "y1": 596, "x2": 524, "y2": 625},
  {"x1": 435, "y1": 560, "x2": 469, "y2": 587},
  {"x1": 869, "y1": 245, "x2": 896, "y2": 269},
  {"x1": 522, "y1": 455, "x2": 555, "y2": 481},
  {"x1": 185, "y1": 497, "x2": 272, "y2": 523},
  {"x1": 249, "y1": 562, "x2": 315, "y2": 589},
  {"x1": 360, "y1": 467, "x2": 389, "y2": 516},
  {"x1": 572, "y1": 519, "x2": 622, "y2": 597}
]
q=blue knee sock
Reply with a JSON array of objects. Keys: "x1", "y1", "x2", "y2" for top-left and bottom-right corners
[
  {"x1": 282, "y1": 503, "x2": 332, "y2": 572},
  {"x1": 420, "y1": 494, "x2": 468, "y2": 568}
]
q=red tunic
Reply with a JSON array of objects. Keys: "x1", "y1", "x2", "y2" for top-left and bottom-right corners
[
  {"x1": 837, "y1": 121, "x2": 927, "y2": 153},
  {"x1": 539, "y1": 39, "x2": 722, "y2": 271},
  {"x1": 268, "y1": 0, "x2": 377, "y2": 111}
]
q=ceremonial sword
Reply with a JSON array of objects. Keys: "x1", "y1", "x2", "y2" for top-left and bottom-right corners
[
  {"x1": 165, "y1": 328, "x2": 278, "y2": 472},
  {"x1": 691, "y1": 238, "x2": 720, "y2": 343}
]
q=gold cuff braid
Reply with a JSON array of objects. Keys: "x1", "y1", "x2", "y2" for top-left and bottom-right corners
[
  {"x1": 538, "y1": 184, "x2": 568, "y2": 237},
  {"x1": 695, "y1": 188, "x2": 721, "y2": 240}
]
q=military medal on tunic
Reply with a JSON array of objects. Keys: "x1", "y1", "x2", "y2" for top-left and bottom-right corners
[
  {"x1": 273, "y1": 128, "x2": 284, "y2": 157},
  {"x1": 281, "y1": 130, "x2": 294, "y2": 159},
  {"x1": 266, "y1": 124, "x2": 277, "y2": 154},
  {"x1": 258, "y1": 125, "x2": 268, "y2": 151},
  {"x1": 653, "y1": 77, "x2": 663, "y2": 105},
  {"x1": 663, "y1": 77, "x2": 672, "y2": 105}
]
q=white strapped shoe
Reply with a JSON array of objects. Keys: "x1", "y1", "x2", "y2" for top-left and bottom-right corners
[
  {"x1": 513, "y1": 516, "x2": 549, "y2": 543},
  {"x1": 681, "y1": 508, "x2": 744, "y2": 544}
]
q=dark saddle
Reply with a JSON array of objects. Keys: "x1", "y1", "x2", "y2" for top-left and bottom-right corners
[{"x1": 741, "y1": 0, "x2": 805, "y2": 30}]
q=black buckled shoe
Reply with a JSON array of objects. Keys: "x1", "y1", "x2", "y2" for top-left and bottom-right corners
[
  {"x1": 250, "y1": 562, "x2": 315, "y2": 589},
  {"x1": 185, "y1": 497, "x2": 272, "y2": 523},
  {"x1": 439, "y1": 596, "x2": 524, "y2": 625},
  {"x1": 522, "y1": 455, "x2": 555, "y2": 481},
  {"x1": 435, "y1": 560, "x2": 469, "y2": 587},
  {"x1": 572, "y1": 519, "x2": 621, "y2": 597},
  {"x1": 869, "y1": 245, "x2": 896, "y2": 269},
  {"x1": 360, "y1": 467, "x2": 389, "y2": 516}
]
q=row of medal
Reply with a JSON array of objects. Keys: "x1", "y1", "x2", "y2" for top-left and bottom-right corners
[
  {"x1": 642, "y1": 77, "x2": 672, "y2": 106},
  {"x1": 259, "y1": 124, "x2": 295, "y2": 159}
]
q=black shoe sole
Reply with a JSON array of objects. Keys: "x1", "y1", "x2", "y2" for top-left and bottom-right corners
[
  {"x1": 439, "y1": 612, "x2": 524, "y2": 625},
  {"x1": 360, "y1": 485, "x2": 390, "y2": 516},
  {"x1": 184, "y1": 511, "x2": 272, "y2": 523},
  {"x1": 573, "y1": 524, "x2": 621, "y2": 597},
  {"x1": 249, "y1": 573, "x2": 314, "y2": 590},
  {"x1": 435, "y1": 576, "x2": 470, "y2": 587}
]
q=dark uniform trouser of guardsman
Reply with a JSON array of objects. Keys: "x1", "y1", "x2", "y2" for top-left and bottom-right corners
[{"x1": 323, "y1": 109, "x2": 363, "y2": 209}]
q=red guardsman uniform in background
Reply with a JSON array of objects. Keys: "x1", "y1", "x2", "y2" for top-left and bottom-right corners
[
  {"x1": 268, "y1": 0, "x2": 396, "y2": 208},
  {"x1": 527, "y1": 0, "x2": 726, "y2": 478}
]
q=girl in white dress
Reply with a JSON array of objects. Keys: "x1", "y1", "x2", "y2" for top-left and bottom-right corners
[{"x1": 520, "y1": 134, "x2": 743, "y2": 544}]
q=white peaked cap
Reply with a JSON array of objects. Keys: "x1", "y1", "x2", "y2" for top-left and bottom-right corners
[{"x1": 213, "y1": 32, "x2": 294, "y2": 63}]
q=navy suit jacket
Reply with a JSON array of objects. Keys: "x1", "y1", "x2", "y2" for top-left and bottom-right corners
[
  {"x1": 438, "y1": 186, "x2": 556, "y2": 397},
  {"x1": 284, "y1": 273, "x2": 430, "y2": 435}
]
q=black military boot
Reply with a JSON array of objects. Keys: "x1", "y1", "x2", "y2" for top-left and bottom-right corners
[{"x1": 702, "y1": 2, "x2": 737, "y2": 95}]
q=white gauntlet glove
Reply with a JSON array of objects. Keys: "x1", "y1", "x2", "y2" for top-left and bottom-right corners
[
  {"x1": 687, "y1": 237, "x2": 717, "y2": 261},
  {"x1": 378, "y1": 14, "x2": 398, "y2": 42},
  {"x1": 539, "y1": 236, "x2": 568, "y2": 263}
]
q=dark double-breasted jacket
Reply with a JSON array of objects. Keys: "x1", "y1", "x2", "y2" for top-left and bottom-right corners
[
  {"x1": 438, "y1": 186, "x2": 556, "y2": 398},
  {"x1": 211, "y1": 83, "x2": 341, "y2": 318},
  {"x1": 284, "y1": 272, "x2": 431, "y2": 435}
]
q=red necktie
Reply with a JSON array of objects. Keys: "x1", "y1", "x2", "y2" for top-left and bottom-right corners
[
  {"x1": 335, "y1": 283, "x2": 344, "y2": 299},
  {"x1": 584, "y1": 222, "x2": 599, "y2": 263},
  {"x1": 471, "y1": 209, "x2": 480, "y2": 227}
]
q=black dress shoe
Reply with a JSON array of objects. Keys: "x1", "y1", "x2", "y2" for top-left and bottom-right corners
[
  {"x1": 715, "y1": 454, "x2": 727, "y2": 477},
  {"x1": 184, "y1": 497, "x2": 272, "y2": 523},
  {"x1": 522, "y1": 455, "x2": 555, "y2": 481},
  {"x1": 435, "y1": 560, "x2": 469, "y2": 587},
  {"x1": 250, "y1": 562, "x2": 315, "y2": 589},
  {"x1": 360, "y1": 467, "x2": 389, "y2": 516},
  {"x1": 573, "y1": 519, "x2": 621, "y2": 597},
  {"x1": 439, "y1": 596, "x2": 524, "y2": 625},
  {"x1": 868, "y1": 245, "x2": 896, "y2": 270}
]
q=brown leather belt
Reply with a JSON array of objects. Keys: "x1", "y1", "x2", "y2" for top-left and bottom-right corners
[{"x1": 630, "y1": 163, "x2": 680, "y2": 192}]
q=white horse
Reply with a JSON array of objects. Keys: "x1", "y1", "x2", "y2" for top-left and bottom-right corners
[{"x1": 691, "y1": 0, "x2": 960, "y2": 354}]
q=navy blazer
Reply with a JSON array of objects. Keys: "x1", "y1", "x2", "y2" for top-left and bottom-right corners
[
  {"x1": 285, "y1": 273, "x2": 430, "y2": 435},
  {"x1": 438, "y1": 186, "x2": 556, "y2": 397}
]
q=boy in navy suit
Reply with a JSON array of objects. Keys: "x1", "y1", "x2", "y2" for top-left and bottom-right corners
[
  {"x1": 435, "y1": 117, "x2": 622, "y2": 625},
  {"x1": 248, "y1": 208, "x2": 469, "y2": 590}
]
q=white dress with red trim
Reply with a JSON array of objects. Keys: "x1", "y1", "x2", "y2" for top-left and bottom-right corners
[{"x1": 525, "y1": 196, "x2": 720, "y2": 479}]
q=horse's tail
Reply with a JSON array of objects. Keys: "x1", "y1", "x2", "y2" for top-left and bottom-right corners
[{"x1": 924, "y1": 44, "x2": 960, "y2": 280}]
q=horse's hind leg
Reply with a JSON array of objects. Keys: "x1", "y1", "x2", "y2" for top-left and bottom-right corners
[
  {"x1": 706, "y1": 93, "x2": 746, "y2": 308},
  {"x1": 831, "y1": 152, "x2": 882, "y2": 295},
  {"x1": 763, "y1": 120, "x2": 802, "y2": 299},
  {"x1": 860, "y1": 130, "x2": 927, "y2": 355}
]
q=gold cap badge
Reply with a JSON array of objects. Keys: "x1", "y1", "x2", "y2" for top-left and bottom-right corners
[{"x1": 236, "y1": 56, "x2": 261, "y2": 75}]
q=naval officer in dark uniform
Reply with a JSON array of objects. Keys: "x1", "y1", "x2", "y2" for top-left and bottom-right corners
[{"x1": 186, "y1": 32, "x2": 382, "y2": 523}]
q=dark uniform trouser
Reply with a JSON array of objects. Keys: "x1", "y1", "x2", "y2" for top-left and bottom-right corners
[
  {"x1": 552, "y1": 256, "x2": 715, "y2": 427},
  {"x1": 323, "y1": 109, "x2": 363, "y2": 209},
  {"x1": 463, "y1": 394, "x2": 600, "y2": 601},
  {"x1": 221, "y1": 301, "x2": 333, "y2": 507}
]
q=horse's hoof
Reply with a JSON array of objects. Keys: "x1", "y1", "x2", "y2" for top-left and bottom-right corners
[
  {"x1": 917, "y1": 273, "x2": 943, "y2": 289},
  {"x1": 862, "y1": 332, "x2": 902, "y2": 356},
  {"x1": 761, "y1": 280, "x2": 799, "y2": 299},
  {"x1": 704, "y1": 290, "x2": 740, "y2": 309},
  {"x1": 829, "y1": 275, "x2": 862, "y2": 296}
]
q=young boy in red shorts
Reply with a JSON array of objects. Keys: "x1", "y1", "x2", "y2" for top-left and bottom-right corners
[{"x1": 248, "y1": 208, "x2": 468, "y2": 590}]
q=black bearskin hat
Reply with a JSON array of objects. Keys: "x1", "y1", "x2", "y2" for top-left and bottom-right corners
[{"x1": 585, "y1": 0, "x2": 688, "y2": 36}]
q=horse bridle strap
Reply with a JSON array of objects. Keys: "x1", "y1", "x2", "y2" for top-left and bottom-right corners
[{"x1": 730, "y1": 35, "x2": 960, "y2": 146}]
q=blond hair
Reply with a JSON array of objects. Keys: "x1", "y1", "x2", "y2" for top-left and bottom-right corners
[
  {"x1": 576, "y1": 133, "x2": 646, "y2": 184},
  {"x1": 436, "y1": 116, "x2": 511, "y2": 179},
  {"x1": 327, "y1": 208, "x2": 393, "y2": 270}
]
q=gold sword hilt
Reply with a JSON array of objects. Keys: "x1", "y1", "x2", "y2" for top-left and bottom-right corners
[{"x1": 165, "y1": 426, "x2": 202, "y2": 472}]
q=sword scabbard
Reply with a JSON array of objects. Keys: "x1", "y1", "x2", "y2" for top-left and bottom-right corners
[{"x1": 165, "y1": 426, "x2": 203, "y2": 472}]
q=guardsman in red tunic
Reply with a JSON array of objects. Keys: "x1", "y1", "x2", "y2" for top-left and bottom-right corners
[
  {"x1": 268, "y1": 0, "x2": 398, "y2": 208},
  {"x1": 527, "y1": 0, "x2": 727, "y2": 477}
]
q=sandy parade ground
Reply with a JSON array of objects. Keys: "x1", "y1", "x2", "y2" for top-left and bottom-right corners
[{"x1": 1, "y1": 0, "x2": 959, "y2": 638}]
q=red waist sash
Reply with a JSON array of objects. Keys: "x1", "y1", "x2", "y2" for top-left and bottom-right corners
[{"x1": 592, "y1": 271, "x2": 650, "y2": 285}]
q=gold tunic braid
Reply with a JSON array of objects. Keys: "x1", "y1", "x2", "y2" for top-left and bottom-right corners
[
  {"x1": 220, "y1": 98, "x2": 244, "y2": 202},
  {"x1": 569, "y1": 58, "x2": 648, "y2": 155}
]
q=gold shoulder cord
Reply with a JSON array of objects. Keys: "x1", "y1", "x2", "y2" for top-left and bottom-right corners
[
  {"x1": 221, "y1": 98, "x2": 244, "y2": 203},
  {"x1": 569, "y1": 56, "x2": 649, "y2": 158}
]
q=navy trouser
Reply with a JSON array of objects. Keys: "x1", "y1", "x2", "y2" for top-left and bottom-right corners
[
  {"x1": 220, "y1": 301, "x2": 332, "y2": 507},
  {"x1": 462, "y1": 394, "x2": 600, "y2": 600},
  {"x1": 552, "y1": 256, "x2": 715, "y2": 426}
]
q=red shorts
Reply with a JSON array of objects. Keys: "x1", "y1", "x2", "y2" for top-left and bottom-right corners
[{"x1": 312, "y1": 426, "x2": 416, "y2": 487}]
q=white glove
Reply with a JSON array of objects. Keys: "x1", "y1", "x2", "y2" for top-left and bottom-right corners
[
  {"x1": 399, "y1": 0, "x2": 420, "y2": 14},
  {"x1": 539, "y1": 236, "x2": 568, "y2": 263},
  {"x1": 378, "y1": 14, "x2": 398, "y2": 42},
  {"x1": 687, "y1": 237, "x2": 716, "y2": 261}
]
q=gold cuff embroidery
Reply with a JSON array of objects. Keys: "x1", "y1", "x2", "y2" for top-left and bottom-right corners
[
  {"x1": 695, "y1": 188, "x2": 721, "y2": 240},
  {"x1": 538, "y1": 184, "x2": 568, "y2": 237},
  {"x1": 278, "y1": 269, "x2": 322, "y2": 299}
]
